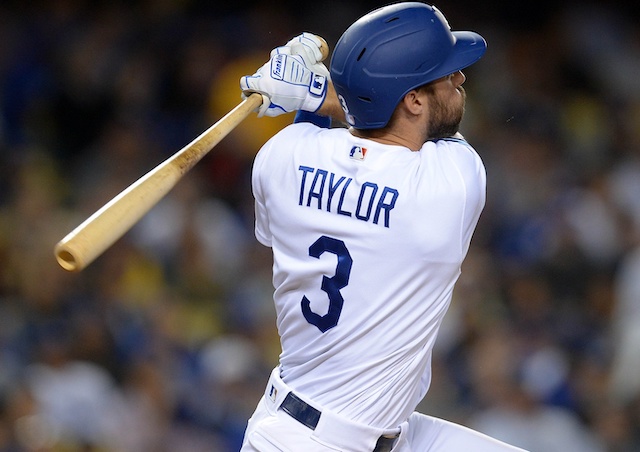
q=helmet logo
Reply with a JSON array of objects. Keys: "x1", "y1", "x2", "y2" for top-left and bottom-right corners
[{"x1": 338, "y1": 94, "x2": 355, "y2": 126}]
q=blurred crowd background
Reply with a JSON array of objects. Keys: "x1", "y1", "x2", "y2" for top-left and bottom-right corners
[{"x1": 1, "y1": 0, "x2": 640, "y2": 451}]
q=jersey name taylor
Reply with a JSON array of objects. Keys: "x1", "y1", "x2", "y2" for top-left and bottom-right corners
[{"x1": 297, "y1": 165, "x2": 399, "y2": 228}]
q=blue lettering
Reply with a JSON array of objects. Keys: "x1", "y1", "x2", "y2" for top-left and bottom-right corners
[
  {"x1": 327, "y1": 173, "x2": 347, "y2": 212},
  {"x1": 337, "y1": 178, "x2": 353, "y2": 217},
  {"x1": 373, "y1": 187, "x2": 399, "y2": 228},
  {"x1": 308, "y1": 169, "x2": 328, "y2": 209},
  {"x1": 298, "y1": 166, "x2": 314, "y2": 205},
  {"x1": 297, "y1": 166, "x2": 398, "y2": 227},
  {"x1": 355, "y1": 182, "x2": 378, "y2": 221}
]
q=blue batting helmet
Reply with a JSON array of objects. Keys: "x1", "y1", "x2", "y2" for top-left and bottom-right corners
[{"x1": 330, "y1": 2, "x2": 487, "y2": 129}]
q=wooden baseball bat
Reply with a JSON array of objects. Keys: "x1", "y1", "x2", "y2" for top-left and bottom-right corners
[
  {"x1": 55, "y1": 35, "x2": 330, "y2": 272},
  {"x1": 55, "y1": 93, "x2": 263, "y2": 272}
]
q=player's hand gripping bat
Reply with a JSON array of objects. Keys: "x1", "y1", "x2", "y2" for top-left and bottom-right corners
[{"x1": 55, "y1": 36, "x2": 329, "y2": 272}]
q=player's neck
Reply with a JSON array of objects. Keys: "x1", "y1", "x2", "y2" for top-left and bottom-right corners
[{"x1": 350, "y1": 128, "x2": 423, "y2": 152}]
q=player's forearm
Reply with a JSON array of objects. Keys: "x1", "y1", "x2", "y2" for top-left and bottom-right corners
[{"x1": 316, "y1": 83, "x2": 347, "y2": 124}]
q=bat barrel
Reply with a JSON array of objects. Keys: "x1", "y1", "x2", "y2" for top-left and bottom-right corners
[{"x1": 53, "y1": 93, "x2": 264, "y2": 272}]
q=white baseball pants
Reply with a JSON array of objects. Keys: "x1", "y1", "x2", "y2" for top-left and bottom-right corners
[{"x1": 240, "y1": 367, "x2": 528, "y2": 452}]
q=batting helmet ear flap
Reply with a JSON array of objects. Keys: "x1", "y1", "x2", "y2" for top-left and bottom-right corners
[{"x1": 330, "y1": 2, "x2": 486, "y2": 130}]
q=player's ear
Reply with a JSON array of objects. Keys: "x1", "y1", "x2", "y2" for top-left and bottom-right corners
[{"x1": 402, "y1": 89, "x2": 427, "y2": 116}]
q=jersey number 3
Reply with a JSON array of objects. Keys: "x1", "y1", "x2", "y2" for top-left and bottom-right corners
[{"x1": 301, "y1": 236, "x2": 353, "y2": 333}]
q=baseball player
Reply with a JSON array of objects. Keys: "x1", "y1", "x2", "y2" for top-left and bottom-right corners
[{"x1": 238, "y1": 3, "x2": 528, "y2": 451}]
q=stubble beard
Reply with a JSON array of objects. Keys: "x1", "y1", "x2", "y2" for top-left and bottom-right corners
[{"x1": 427, "y1": 86, "x2": 466, "y2": 140}]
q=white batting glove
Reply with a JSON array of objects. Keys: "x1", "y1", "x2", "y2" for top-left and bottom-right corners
[
  {"x1": 240, "y1": 53, "x2": 328, "y2": 117},
  {"x1": 272, "y1": 32, "x2": 330, "y2": 79}
]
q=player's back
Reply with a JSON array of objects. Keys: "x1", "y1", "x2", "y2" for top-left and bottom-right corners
[{"x1": 252, "y1": 121, "x2": 486, "y2": 428}]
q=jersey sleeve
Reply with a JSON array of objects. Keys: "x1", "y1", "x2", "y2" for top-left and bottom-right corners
[
  {"x1": 251, "y1": 138, "x2": 274, "y2": 247},
  {"x1": 294, "y1": 110, "x2": 332, "y2": 128},
  {"x1": 446, "y1": 138, "x2": 487, "y2": 253}
]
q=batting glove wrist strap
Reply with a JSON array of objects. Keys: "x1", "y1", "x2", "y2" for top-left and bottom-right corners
[{"x1": 240, "y1": 53, "x2": 328, "y2": 118}]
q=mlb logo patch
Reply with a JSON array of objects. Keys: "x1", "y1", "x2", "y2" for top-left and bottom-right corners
[
  {"x1": 309, "y1": 74, "x2": 326, "y2": 96},
  {"x1": 269, "y1": 385, "x2": 278, "y2": 402},
  {"x1": 349, "y1": 145, "x2": 367, "y2": 160}
]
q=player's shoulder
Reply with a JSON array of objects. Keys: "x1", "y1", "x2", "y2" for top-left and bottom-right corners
[
  {"x1": 427, "y1": 134, "x2": 475, "y2": 151},
  {"x1": 423, "y1": 135, "x2": 485, "y2": 175},
  {"x1": 272, "y1": 121, "x2": 348, "y2": 146},
  {"x1": 424, "y1": 135, "x2": 480, "y2": 159},
  {"x1": 269, "y1": 121, "x2": 322, "y2": 142},
  {"x1": 257, "y1": 122, "x2": 342, "y2": 166}
]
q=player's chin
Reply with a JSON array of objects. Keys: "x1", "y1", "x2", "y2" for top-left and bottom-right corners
[{"x1": 428, "y1": 121, "x2": 461, "y2": 140}]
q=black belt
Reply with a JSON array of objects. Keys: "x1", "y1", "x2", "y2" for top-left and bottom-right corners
[{"x1": 280, "y1": 392, "x2": 399, "y2": 452}]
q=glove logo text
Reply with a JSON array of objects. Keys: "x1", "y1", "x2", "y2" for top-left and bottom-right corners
[{"x1": 271, "y1": 54, "x2": 285, "y2": 80}]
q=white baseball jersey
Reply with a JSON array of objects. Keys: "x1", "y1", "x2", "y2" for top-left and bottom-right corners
[{"x1": 252, "y1": 121, "x2": 486, "y2": 430}]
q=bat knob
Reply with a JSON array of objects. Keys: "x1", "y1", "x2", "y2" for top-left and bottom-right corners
[
  {"x1": 55, "y1": 242, "x2": 80, "y2": 272},
  {"x1": 316, "y1": 36, "x2": 330, "y2": 62}
]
